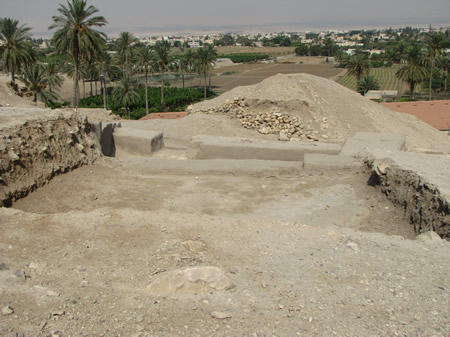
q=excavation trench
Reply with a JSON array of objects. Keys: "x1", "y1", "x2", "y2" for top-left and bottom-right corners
[{"x1": 0, "y1": 113, "x2": 447, "y2": 240}]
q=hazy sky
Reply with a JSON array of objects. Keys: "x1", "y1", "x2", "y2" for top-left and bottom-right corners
[{"x1": 1, "y1": 0, "x2": 449, "y2": 36}]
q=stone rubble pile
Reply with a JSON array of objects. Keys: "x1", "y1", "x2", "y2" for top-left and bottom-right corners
[{"x1": 188, "y1": 97, "x2": 330, "y2": 141}]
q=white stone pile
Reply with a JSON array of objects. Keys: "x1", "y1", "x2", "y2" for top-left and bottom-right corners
[{"x1": 188, "y1": 97, "x2": 331, "y2": 141}]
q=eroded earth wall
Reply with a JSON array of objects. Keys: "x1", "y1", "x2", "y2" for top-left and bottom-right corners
[
  {"x1": 0, "y1": 111, "x2": 101, "y2": 206},
  {"x1": 366, "y1": 159, "x2": 449, "y2": 238}
]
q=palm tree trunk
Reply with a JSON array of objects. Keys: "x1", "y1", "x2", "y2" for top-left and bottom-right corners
[
  {"x1": 82, "y1": 80, "x2": 86, "y2": 99},
  {"x1": 102, "y1": 66, "x2": 107, "y2": 110},
  {"x1": 209, "y1": 70, "x2": 212, "y2": 90},
  {"x1": 445, "y1": 70, "x2": 448, "y2": 92},
  {"x1": 145, "y1": 68, "x2": 149, "y2": 116},
  {"x1": 397, "y1": 78, "x2": 401, "y2": 101},
  {"x1": 105, "y1": 79, "x2": 109, "y2": 110},
  {"x1": 161, "y1": 72, "x2": 165, "y2": 112},
  {"x1": 73, "y1": 60, "x2": 80, "y2": 108},
  {"x1": 125, "y1": 53, "x2": 128, "y2": 78},
  {"x1": 410, "y1": 82, "x2": 415, "y2": 100},
  {"x1": 204, "y1": 72, "x2": 207, "y2": 99},
  {"x1": 182, "y1": 70, "x2": 185, "y2": 90},
  {"x1": 429, "y1": 59, "x2": 434, "y2": 100},
  {"x1": 95, "y1": 80, "x2": 98, "y2": 96},
  {"x1": 90, "y1": 79, "x2": 93, "y2": 97},
  {"x1": 11, "y1": 65, "x2": 15, "y2": 84}
]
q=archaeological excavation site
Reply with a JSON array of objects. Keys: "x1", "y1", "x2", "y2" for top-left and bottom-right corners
[{"x1": 1, "y1": 74, "x2": 449, "y2": 336}]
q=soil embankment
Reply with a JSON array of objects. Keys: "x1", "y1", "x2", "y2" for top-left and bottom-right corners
[{"x1": 0, "y1": 108, "x2": 101, "y2": 206}]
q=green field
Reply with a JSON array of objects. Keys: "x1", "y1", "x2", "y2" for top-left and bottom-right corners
[{"x1": 336, "y1": 66, "x2": 423, "y2": 94}]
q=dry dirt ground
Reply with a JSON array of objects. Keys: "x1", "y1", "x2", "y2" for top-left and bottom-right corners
[
  {"x1": 210, "y1": 63, "x2": 344, "y2": 94},
  {"x1": 0, "y1": 74, "x2": 449, "y2": 337},
  {"x1": 1, "y1": 153, "x2": 449, "y2": 337}
]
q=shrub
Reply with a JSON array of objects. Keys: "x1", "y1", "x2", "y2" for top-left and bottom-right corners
[
  {"x1": 218, "y1": 53, "x2": 269, "y2": 63},
  {"x1": 79, "y1": 86, "x2": 215, "y2": 119}
]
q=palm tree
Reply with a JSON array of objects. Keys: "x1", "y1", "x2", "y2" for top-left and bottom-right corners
[
  {"x1": 43, "y1": 60, "x2": 64, "y2": 93},
  {"x1": 96, "y1": 50, "x2": 120, "y2": 110},
  {"x1": 0, "y1": 18, "x2": 35, "y2": 83},
  {"x1": 396, "y1": 45, "x2": 428, "y2": 100},
  {"x1": 49, "y1": 0, "x2": 107, "y2": 108},
  {"x1": 112, "y1": 77, "x2": 140, "y2": 119},
  {"x1": 346, "y1": 53, "x2": 371, "y2": 81},
  {"x1": 177, "y1": 57, "x2": 187, "y2": 90},
  {"x1": 323, "y1": 37, "x2": 336, "y2": 57},
  {"x1": 18, "y1": 64, "x2": 59, "y2": 105},
  {"x1": 204, "y1": 43, "x2": 218, "y2": 91},
  {"x1": 388, "y1": 41, "x2": 409, "y2": 101},
  {"x1": 184, "y1": 49, "x2": 195, "y2": 88},
  {"x1": 426, "y1": 32, "x2": 445, "y2": 100},
  {"x1": 195, "y1": 46, "x2": 210, "y2": 99},
  {"x1": 357, "y1": 75, "x2": 380, "y2": 96},
  {"x1": 136, "y1": 46, "x2": 155, "y2": 116},
  {"x1": 438, "y1": 57, "x2": 449, "y2": 92},
  {"x1": 115, "y1": 32, "x2": 138, "y2": 78},
  {"x1": 154, "y1": 41, "x2": 172, "y2": 112}
]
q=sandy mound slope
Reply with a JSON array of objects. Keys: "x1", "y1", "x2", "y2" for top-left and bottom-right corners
[{"x1": 189, "y1": 73, "x2": 450, "y2": 153}]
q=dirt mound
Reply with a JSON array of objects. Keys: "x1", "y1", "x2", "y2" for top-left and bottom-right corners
[{"x1": 188, "y1": 73, "x2": 450, "y2": 153}]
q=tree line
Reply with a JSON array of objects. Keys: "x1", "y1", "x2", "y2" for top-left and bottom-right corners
[
  {"x1": 294, "y1": 30, "x2": 449, "y2": 99},
  {"x1": 0, "y1": 0, "x2": 219, "y2": 118}
]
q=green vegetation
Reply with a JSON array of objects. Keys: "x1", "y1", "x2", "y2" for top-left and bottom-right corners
[
  {"x1": 218, "y1": 53, "x2": 269, "y2": 63},
  {"x1": 357, "y1": 75, "x2": 380, "y2": 95},
  {"x1": 0, "y1": 18, "x2": 36, "y2": 83},
  {"x1": 337, "y1": 67, "x2": 404, "y2": 91},
  {"x1": 344, "y1": 53, "x2": 371, "y2": 81},
  {"x1": 294, "y1": 38, "x2": 338, "y2": 57},
  {"x1": 111, "y1": 77, "x2": 140, "y2": 119},
  {"x1": 18, "y1": 64, "x2": 59, "y2": 104},
  {"x1": 396, "y1": 45, "x2": 428, "y2": 100},
  {"x1": 80, "y1": 87, "x2": 215, "y2": 120}
]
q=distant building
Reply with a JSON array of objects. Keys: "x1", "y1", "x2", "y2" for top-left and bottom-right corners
[
  {"x1": 366, "y1": 90, "x2": 398, "y2": 100},
  {"x1": 188, "y1": 40, "x2": 201, "y2": 48}
]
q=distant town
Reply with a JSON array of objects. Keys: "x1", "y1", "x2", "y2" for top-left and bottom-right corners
[{"x1": 33, "y1": 25, "x2": 449, "y2": 52}]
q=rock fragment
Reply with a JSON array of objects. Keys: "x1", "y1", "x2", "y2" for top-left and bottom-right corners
[
  {"x1": 146, "y1": 266, "x2": 234, "y2": 295},
  {"x1": 1, "y1": 305, "x2": 14, "y2": 315},
  {"x1": 417, "y1": 231, "x2": 442, "y2": 242},
  {"x1": 211, "y1": 311, "x2": 232, "y2": 319}
]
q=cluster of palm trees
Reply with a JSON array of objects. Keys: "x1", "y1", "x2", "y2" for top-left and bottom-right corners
[
  {"x1": 0, "y1": 0, "x2": 218, "y2": 116},
  {"x1": 342, "y1": 32, "x2": 449, "y2": 100},
  {"x1": 110, "y1": 34, "x2": 218, "y2": 117}
]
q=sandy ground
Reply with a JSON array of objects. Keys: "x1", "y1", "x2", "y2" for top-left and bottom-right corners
[
  {"x1": 0, "y1": 74, "x2": 46, "y2": 109},
  {"x1": 1, "y1": 152, "x2": 449, "y2": 336}
]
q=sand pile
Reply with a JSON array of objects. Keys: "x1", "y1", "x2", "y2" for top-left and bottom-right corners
[{"x1": 188, "y1": 73, "x2": 450, "y2": 153}]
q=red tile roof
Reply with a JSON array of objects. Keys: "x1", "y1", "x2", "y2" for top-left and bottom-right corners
[{"x1": 382, "y1": 100, "x2": 450, "y2": 131}]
